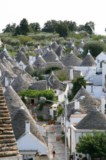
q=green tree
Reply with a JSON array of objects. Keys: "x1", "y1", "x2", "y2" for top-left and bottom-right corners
[
  {"x1": 64, "y1": 20, "x2": 77, "y2": 32},
  {"x1": 77, "y1": 21, "x2": 95, "y2": 34},
  {"x1": 84, "y1": 23, "x2": 93, "y2": 35},
  {"x1": 56, "y1": 21, "x2": 69, "y2": 37},
  {"x1": 3, "y1": 23, "x2": 16, "y2": 33},
  {"x1": 19, "y1": 18, "x2": 29, "y2": 35},
  {"x1": 77, "y1": 24, "x2": 85, "y2": 32},
  {"x1": 14, "y1": 25, "x2": 21, "y2": 35},
  {"x1": 42, "y1": 20, "x2": 57, "y2": 32},
  {"x1": 69, "y1": 76, "x2": 86, "y2": 100},
  {"x1": 29, "y1": 22, "x2": 40, "y2": 32},
  {"x1": 84, "y1": 21, "x2": 95, "y2": 34},
  {"x1": 76, "y1": 132, "x2": 106, "y2": 160},
  {"x1": 83, "y1": 41, "x2": 105, "y2": 57}
]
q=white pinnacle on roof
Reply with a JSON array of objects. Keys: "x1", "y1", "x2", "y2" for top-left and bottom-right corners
[
  {"x1": 87, "y1": 50, "x2": 91, "y2": 55},
  {"x1": 0, "y1": 39, "x2": 3, "y2": 47}
]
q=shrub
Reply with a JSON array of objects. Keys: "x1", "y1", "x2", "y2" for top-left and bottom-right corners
[
  {"x1": 61, "y1": 131, "x2": 65, "y2": 143},
  {"x1": 55, "y1": 70, "x2": 69, "y2": 81},
  {"x1": 8, "y1": 39, "x2": 20, "y2": 46},
  {"x1": 17, "y1": 35, "x2": 33, "y2": 44},
  {"x1": 92, "y1": 34, "x2": 105, "y2": 41},
  {"x1": 9, "y1": 51, "x2": 16, "y2": 57},
  {"x1": 19, "y1": 89, "x2": 56, "y2": 102},
  {"x1": 31, "y1": 69, "x2": 44, "y2": 80},
  {"x1": 56, "y1": 105, "x2": 63, "y2": 117},
  {"x1": 44, "y1": 66, "x2": 61, "y2": 74},
  {"x1": 68, "y1": 76, "x2": 86, "y2": 100},
  {"x1": 26, "y1": 40, "x2": 35, "y2": 46},
  {"x1": 83, "y1": 41, "x2": 105, "y2": 57},
  {"x1": 1, "y1": 37, "x2": 20, "y2": 46}
]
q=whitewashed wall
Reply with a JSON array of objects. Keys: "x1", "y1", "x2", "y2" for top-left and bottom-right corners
[
  {"x1": 86, "y1": 85, "x2": 104, "y2": 99},
  {"x1": 74, "y1": 66, "x2": 96, "y2": 77},
  {"x1": 29, "y1": 56, "x2": 36, "y2": 65},
  {"x1": 96, "y1": 52, "x2": 106, "y2": 64},
  {"x1": 102, "y1": 62, "x2": 106, "y2": 90},
  {"x1": 17, "y1": 133, "x2": 48, "y2": 155}
]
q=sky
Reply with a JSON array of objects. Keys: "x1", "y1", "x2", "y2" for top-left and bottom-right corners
[{"x1": 0, "y1": 0, "x2": 106, "y2": 35}]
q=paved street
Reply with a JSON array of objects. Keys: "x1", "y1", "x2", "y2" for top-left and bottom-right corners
[{"x1": 47, "y1": 124, "x2": 70, "y2": 160}]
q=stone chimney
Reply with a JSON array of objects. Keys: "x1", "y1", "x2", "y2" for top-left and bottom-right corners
[
  {"x1": 101, "y1": 96, "x2": 106, "y2": 114},
  {"x1": 74, "y1": 100, "x2": 80, "y2": 110},
  {"x1": 70, "y1": 68, "x2": 73, "y2": 81},
  {"x1": 25, "y1": 121, "x2": 30, "y2": 133},
  {"x1": 5, "y1": 77, "x2": 9, "y2": 87}
]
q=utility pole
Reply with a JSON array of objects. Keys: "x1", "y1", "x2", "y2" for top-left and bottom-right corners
[{"x1": 64, "y1": 95, "x2": 68, "y2": 160}]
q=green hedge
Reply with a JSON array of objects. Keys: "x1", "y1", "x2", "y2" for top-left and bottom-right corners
[{"x1": 19, "y1": 89, "x2": 56, "y2": 101}]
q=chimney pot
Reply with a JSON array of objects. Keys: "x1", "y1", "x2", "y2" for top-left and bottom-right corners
[{"x1": 25, "y1": 121, "x2": 30, "y2": 133}]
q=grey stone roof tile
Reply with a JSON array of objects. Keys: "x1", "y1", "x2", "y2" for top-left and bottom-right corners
[{"x1": 76, "y1": 110, "x2": 106, "y2": 130}]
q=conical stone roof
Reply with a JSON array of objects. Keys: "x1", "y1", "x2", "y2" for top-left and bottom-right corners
[
  {"x1": 0, "y1": 84, "x2": 20, "y2": 158},
  {"x1": 55, "y1": 45, "x2": 64, "y2": 57},
  {"x1": 50, "y1": 41, "x2": 58, "y2": 51},
  {"x1": 61, "y1": 52, "x2": 82, "y2": 67},
  {"x1": 0, "y1": 61, "x2": 9, "y2": 73},
  {"x1": 12, "y1": 108, "x2": 46, "y2": 143},
  {"x1": 4, "y1": 86, "x2": 28, "y2": 119},
  {"x1": 11, "y1": 74, "x2": 30, "y2": 92},
  {"x1": 34, "y1": 55, "x2": 46, "y2": 68},
  {"x1": 4, "y1": 86, "x2": 46, "y2": 143},
  {"x1": 80, "y1": 51, "x2": 96, "y2": 66},
  {"x1": 15, "y1": 51, "x2": 28, "y2": 65},
  {"x1": 48, "y1": 72, "x2": 66, "y2": 90},
  {"x1": 1, "y1": 58, "x2": 14, "y2": 72},
  {"x1": 25, "y1": 64, "x2": 34, "y2": 74},
  {"x1": 0, "y1": 48, "x2": 9, "y2": 59},
  {"x1": 76, "y1": 110, "x2": 106, "y2": 130},
  {"x1": 12, "y1": 66, "x2": 23, "y2": 75},
  {"x1": 43, "y1": 50, "x2": 59, "y2": 62},
  {"x1": 73, "y1": 87, "x2": 100, "y2": 113}
]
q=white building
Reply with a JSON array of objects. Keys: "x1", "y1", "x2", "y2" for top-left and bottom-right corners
[
  {"x1": 64, "y1": 87, "x2": 100, "y2": 151},
  {"x1": 70, "y1": 110, "x2": 106, "y2": 159},
  {"x1": 85, "y1": 61, "x2": 106, "y2": 98},
  {"x1": 76, "y1": 51, "x2": 96, "y2": 77},
  {"x1": 96, "y1": 51, "x2": 106, "y2": 73},
  {"x1": 17, "y1": 121, "x2": 48, "y2": 160}
]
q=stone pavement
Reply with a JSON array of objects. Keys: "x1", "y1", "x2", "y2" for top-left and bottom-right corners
[{"x1": 47, "y1": 124, "x2": 70, "y2": 160}]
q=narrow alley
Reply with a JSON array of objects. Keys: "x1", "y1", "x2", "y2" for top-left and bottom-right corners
[{"x1": 47, "y1": 124, "x2": 70, "y2": 160}]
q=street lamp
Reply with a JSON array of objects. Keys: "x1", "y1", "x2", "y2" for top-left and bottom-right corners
[{"x1": 40, "y1": 95, "x2": 85, "y2": 160}]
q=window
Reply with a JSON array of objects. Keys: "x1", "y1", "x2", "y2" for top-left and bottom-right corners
[
  {"x1": 100, "y1": 60, "x2": 104, "y2": 68},
  {"x1": 31, "y1": 99, "x2": 34, "y2": 105}
]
